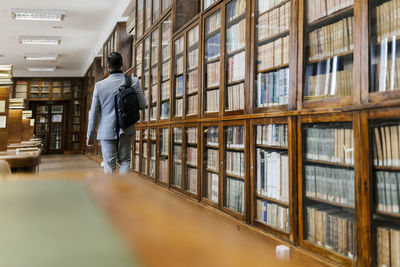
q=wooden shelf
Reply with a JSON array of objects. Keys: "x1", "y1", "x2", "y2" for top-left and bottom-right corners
[
  {"x1": 307, "y1": 50, "x2": 353, "y2": 64},
  {"x1": 258, "y1": 0, "x2": 291, "y2": 18},
  {"x1": 256, "y1": 194, "x2": 289, "y2": 207},
  {"x1": 258, "y1": 63, "x2": 289, "y2": 73},
  {"x1": 227, "y1": 79, "x2": 245, "y2": 86},
  {"x1": 186, "y1": 90, "x2": 198, "y2": 97},
  {"x1": 375, "y1": 210, "x2": 400, "y2": 219},
  {"x1": 373, "y1": 165, "x2": 400, "y2": 172},
  {"x1": 305, "y1": 196, "x2": 355, "y2": 210},
  {"x1": 305, "y1": 159, "x2": 354, "y2": 168},
  {"x1": 225, "y1": 172, "x2": 245, "y2": 180},
  {"x1": 225, "y1": 146, "x2": 244, "y2": 151},
  {"x1": 255, "y1": 144, "x2": 288, "y2": 150},
  {"x1": 257, "y1": 30, "x2": 289, "y2": 46},
  {"x1": 307, "y1": 6, "x2": 354, "y2": 28},
  {"x1": 226, "y1": 47, "x2": 245, "y2": 57},
  {"x1": 205, "y1": 168, "x2": 219, "y2": 174},
  {"x1": 205, "y1": 144, "x2": 219, "y2": 149},
  {"x1": 186, "y1": 162, "x2": 198, "y2": 168},
  {"x1": 226, "y1": 12, "x2": 245, "y2": 27}
]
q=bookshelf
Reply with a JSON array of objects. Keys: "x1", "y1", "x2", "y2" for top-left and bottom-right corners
[
  {"x1": 134, "y1": 129, "x2": 141, "y2": 172},
  {"x1": 299, "y1": 0, "x2": 355, "y2": 109},
  {"x1": 0, "y1": 86, "x2": 10, "y2": 151},
  {"x1": 253, "y1": 0, "x2": 291, "y2": 113},
  {"x1": 201, "y1": 122, "x2": 221, "y2": 207},
  {"x1": 172, "y1": 21, "x2": 201, "y2": 120},
  {"x1": 203, "y1": 7, "x2": 223, "y2": 116},
  {"x1": 250, "y1": 117, "x2": 295, "y2": 241},
  {"x1": 298, "y1": 114, "x2": 357, "y2": 266},
  {"x1": 149, "y1": 127, "x2": 157, "y2": 179},
  {"x1": 224, "y1": 0, "x2": 247, "y2": 115},
  {"x1": 158, "y1": 126, "x2": 170, "y2": 185},
  {"x1": 222, "y1": 121, "x2": 248, "y2": 220},
  {"x1": 172, "y1": 126, "x2": 183, "y2": 188},
  {"x1": 160, "y1": 15, "x2": 172, "y2": 121}
]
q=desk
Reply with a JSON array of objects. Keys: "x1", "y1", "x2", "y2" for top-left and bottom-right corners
[
  {"x1": 7, "y1": 141, "x2": 43, "y2": 150},
  {"x1": 0, "y1": 173, "x2": 336, "y2": 267},
  {"x1": 0, "y1": 149, "x2": 41, "y2": 172}
]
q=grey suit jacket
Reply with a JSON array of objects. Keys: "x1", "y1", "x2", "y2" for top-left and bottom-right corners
[{"x1": 87, "y1": 73, "x2": 147, "y2": 140}]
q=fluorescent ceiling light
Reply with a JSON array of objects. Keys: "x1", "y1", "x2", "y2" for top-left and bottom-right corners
[
  {"x1": 19, "y1": 36, "x2": 61, "y2": 45},
  {"x1": 11, "y1": 9, "x2": 66, "y2": 21},
  {"x1": 28, "y1": 67, "x2": 56, "y2": 72},
  {"x1": 24, "y1": 54, "x2": 58, "y2": 61}
]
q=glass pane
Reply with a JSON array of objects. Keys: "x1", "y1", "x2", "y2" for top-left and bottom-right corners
[
  {"x1": 224, "y1": 126, "x2": 245, "y2": 214},
  {"x1": 159, "y1": 128, "x2": 169, "y2": 183},
  {"x1": 160, "y1": 16, "x2": 171, "y2": 119},
  {"x1": 149, "y1": 128, "x2": 156, "y2": 178},
  {"x1": 255, "y1": 0, "x2": 290, "y2": 107},
  {"x1": 137, "y1": 0, "x2": 144, "y2": 38},
  {"x1": 204, "y1": 0, "x2": 217, "y2": 10},
  {"x1": 204, "y1": 11, "x2": 221, "y2": 113},
  {"x1": 254, "y1": 124, "x2": 289, "y2": 233},
  {"x1": 304, "y1": 0, "x2": 354, "y2": 101},
  {"x1": 141, "y1": 129, "x2": 148, "y2": 174},
  {"x1": 162, "y1": 0, "x2": 171, "y2": 13},
  {"x1": 203, "y1": 126, "x2": 219, "y2": 202},
  {"x1": 153, "y1": 0, "x2": 160, "y2": 23},
  {"x1": 303, "y1": 122, "x2": 356, "y2": 259},
  {"x1": 185, "y1": 127, "x2": 198, "y2": 194},
  {"x1": 145, "y1": 0, "x2": 152, "y2": 31},
  {"x1": 172, "y1": 127, "x2": 183, "y2": 188},
  {"x1": 174, "y1": 36, "x2": 184, "y2": 118},
  {"x1": 187, "y1": 25, "x2": 199, "y2": 116}
]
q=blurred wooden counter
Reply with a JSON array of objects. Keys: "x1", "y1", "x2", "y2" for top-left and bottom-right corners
[
  {"x1": 2, "y1": 172, "x2": 337, "y2": 267},
  {"x1": 0, "y1": 148, "x2": 41, "y2": 172}
]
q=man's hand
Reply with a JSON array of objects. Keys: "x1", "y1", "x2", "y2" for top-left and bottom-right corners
[{"x1": 86, "y1": 138, "x2": 94, "y2": 147}]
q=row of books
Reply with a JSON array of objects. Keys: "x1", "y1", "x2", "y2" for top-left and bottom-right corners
[
  {"x1": 135, "y1": 142, "x2": 140, "y2": 154},
  {"x1": 226, "y1": 126, "x2": 245, "y2": 148},
  {"x1": 134, "y1": 155, "x2": 140, "y2": 172},
  {"x1": 186, "y1": 168, "x2": 198, "y2": 194},
  {"x1": 225, "y1": 178, "x2": 245, "y2": 213},
  {"x1": 158, "y1": 159, "x2": 168, "y2": 183},
  {"x1": 173, "y1": 145, "x2": 182, "y2": 163},
  {"x1": 227, "y1": 0, "x2": 245, "y2": 22},
  {"x1": 227, "y1": 52, "x2": 246, "y2": 83},
  {"x1": 256, "y1": 150, "x2": 289, "y2": 202},
  {"x1": 175, "y1": 99, "x2": 183, "y2": 117},
  {"x1": 72, "y1": 125, "x2": 80, "y2": 132},
  {"x1": 142, "y1": 158, "x2": 148, "y2": 173},
  {"x1": 207, "y1": 127, "x2": 219, "y2": 146},
  {"x1": 256, "y1": 200, "x2": 289, "y2": 233},
  {"x1": 226, "y1": 151, "x2": 245, "y2": 177},
  {"x1": 305, "y1": 165, "x2": 355, "y2": 206},
  {"x1": 160, "y1": 129, "x2": 169, "y2": 154},
  {"x1": 188, "y1": 49, "x2": 198, "y2": 70},
  {"x1": 308, "y1": 17, "x2": 354, "y2": 61},
  {"x1": 375, "y1": 0, "x2": 400, "y2": 42},
  {"x1": 152, "y1": 68, "x2": 158, "y2": 86},
  {"x1": 305, "y1": 69, "x2": 353, "y2": 100},
  {"x1": 206, "y1": 34, "x2": 221, "y2": 61},
  {"x1": 187, "y1": 147, "x2": 198, "y2": 166},
  {"x1": 258, "y1": 2, "x2": 290, "y2": 41},
  {"x1": 204, "y1": 172, "x2": 219, "y2": 203},
  {"x1": 162, "y1": 62, "x2": 170, "y2": 81},
  {"x1": 160, "y1": 103, "x2": 169, "y2": 119},
  {"x1": 187, "y1": 70, "x2": 199, "y2": 94},
  {"x1": 187, "y1": 94, "x2": 198, "y2": 115},
  {"x1": 205, "y1": 89, "x2": 219, "y2": 113},
  {"x1": 206, "y1": 61, "x2": 220, "y2": 87},
  {"x1": 176, "y1": 56, "x2": 183, "y2": 75},
  {"x1": 188, "y1": 26, "x2": 199, "y2": 48},
  {"x1": 373, "y1": 125, "x2": 400, "y2": 167},
  {"x1": 226, "y1": 83, "x2": 245, "y2": 111},
  {"x1": 226, "y1": 20, "x2": 246, "y2": 53},
  {"x1": 307, "y1": 0, "x2": 353, "y2": 23},
  {"x1": 206, "y1": 11, "x2": 221, "y2": 35},
  {"x1": 143, "y1": 143, "x2": 148, "y2": 158},
  {"x1": 377, "y1": 227, "x2": 400, "y2": 267},
  {"x1": 306, "y1": 205, "x2": 356, "y2": 258},
  {"x1": 256, "y1": 68, "x2": 289, "y2": 107},
  {"x1": 150, "y1": 129, "x2": 157, "y2": 140},
  {"x1": 187, "y1": 127, "x2": 198, "y2": 143},
  {"x1": 207, "y1": 149, "x2": 219, "y2": 170},
  {"x1": 150, "y1": 158, "x2": 156, "y2": 177},
  {"x1": 173, "y1": 164, "x2": 182, "y2": 188},
  {"x1": 258, "y1": 36, "x2": 289, "y2": 70},
  {"x1": 256, "y1": 124, "x2": 288, "y2": 147},
  {"x1": 175, "y1": 37, "x2": 184, "y2": 55},
  {"x1": 375, "y1": 57, "x2": 400, "y2": 92},
  {"x1": 305, "y1": 127, "x2": 354, "y2": 165},
  {"x1": 151, "y1": 85, "x2": 157, "y2": 104},
  {"x1": 258, "y1": 0, "x2": 288, "y2": 13},
  {"x1": 376, "y1": 171, "x2": 400, "y2": 214},
  {"x1": 174, "y1": 128, "x2": 183, "y2": 142},
  {"x1": 161, "y1": 82, "x2": 170, "y2": 100}
]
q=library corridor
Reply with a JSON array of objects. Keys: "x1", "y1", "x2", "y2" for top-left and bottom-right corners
[{"x1": 1, "y1": 0, "x2": 400, "y2": 266}]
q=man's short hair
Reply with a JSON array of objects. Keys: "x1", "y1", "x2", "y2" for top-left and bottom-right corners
[{"x1": 107, "y1": 52, "x2": 123, "y2": 71}]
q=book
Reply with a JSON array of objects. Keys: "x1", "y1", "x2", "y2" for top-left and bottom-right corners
[
  {"x1": 373, "y1": 124, "x2": 400, "y2": 167},
  {"x1": 206, "y1": 61, "x2": 220, "y2": 87},
  {"x1": 226, "y1": 19, "x2": 246, "y2": 53},
  {"x1": 257, "y1": 2, "x2": 290, "y2": 41},
  {"x1": 258, "y1": 36, "x2": 289, "y2": 70},
  {"x1": 185, "y1": 167, "x2": 198, "y2": 194},
  {"x1": 205, "y1": 89, "x2": 219, "y2": 113},
  {"x1": 256, "y1": 124, "x2": 288, "y2": 147},
  {"x1": 256, "y1": 199, "x2": 289, "y2": 233},
  {"x1": 173, "y1": 163, "x2": 182, "y2": 188},
  {"x1": 186, "y1": 94, "x2": 198, "y2": 115},
  {"x1": 306, "y1": 205, "x2": 356, "y2": 258},
  {"x1": 207, "y1": 126, "x2": 219, "y2": 146},
  {"x1": 207, "y1": 149, "x2": 219, "y2": 170},
  {"x1": 307, "y1": 0, "x2": 354, "y2": 23},
  {"x1": 225, "y1": 177, "x2": 245, "y2": 213},
  {"x1": 226, "y1": 82, "x2": 245, "y2": 111},
  {"x1": 187, "y1": 70, "x2": 199, "y2": 94},
  {"x1": 256, "y1": 68, "x2": 289, "y2": 107},
  {"x1": 204, "y1": 172, "x2": 219, "y2": 202},
  {"x1": 226, "y1": 126, "x2": 245, "y2": 149},
  {"x1": 377, "y1": 227, "x2": 400, "y2": 266},
  {"x1": 226, "y1": 151, "x2": 245, "y2": 177},
  {"x1": 227, "y1": 51, "x2": 246, "y2": 83}
]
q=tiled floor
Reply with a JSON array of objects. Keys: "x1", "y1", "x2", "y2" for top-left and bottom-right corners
[{"x1": 39, "y1": 154, "x2": 102, "y2": 173}]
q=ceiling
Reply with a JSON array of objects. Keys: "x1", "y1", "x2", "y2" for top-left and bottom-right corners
[{"x1": 0, "y1": 0, "x2": 133, "y2": 77}]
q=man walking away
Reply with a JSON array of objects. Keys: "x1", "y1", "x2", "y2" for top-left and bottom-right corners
[{"x1": 86, "y1": 52, "x2": 146, "y2": 173}]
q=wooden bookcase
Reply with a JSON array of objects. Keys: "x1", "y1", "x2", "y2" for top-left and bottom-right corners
[
  {"x1": 79, "y1": 0, "x2": 400, "y2": 265},
  {"x1": 0, "y1": 86, "x2": 10, "y2": 151}
]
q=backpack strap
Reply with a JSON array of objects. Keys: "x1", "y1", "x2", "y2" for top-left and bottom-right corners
[
  {"x1": 124, "y1": 75, "x2": 132, "y2": 88},
  {"x1": 114, "y1": 94, "x2": 120, "y2": 147}
]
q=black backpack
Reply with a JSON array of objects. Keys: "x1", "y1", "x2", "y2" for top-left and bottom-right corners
[{"x1": 114, "y1": 75, "x2": 141, "y2": 140}]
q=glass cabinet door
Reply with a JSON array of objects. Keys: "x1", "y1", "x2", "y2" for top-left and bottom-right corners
[
  {"x1": 150, "y1": 28, "x2": 159, "y2": 122},
  {"x1": 203, "y1": 126, "x2": 219, "y2": 203},
  {"x1": 149, "y1": 128, "x2": 157, "y2": 178},
  {"x1": 141, "y1": 129, "x2": 149, "y2": 175},
  {"x1": 303, "y1": 0, "x2": 354, "y2": 102},
  {"x1": 159, "y1": 128, "x2": 169, "y2": 184},
  {"x1": 185, "y1": 127, "x2": 198, "y2": 195},
  {"x1": 160, "y1": 16, "x2": 172, "y2": 120},
  {"x1": 186, "y1": 25, "x2": 200, "y2": 116},
  {"x1": 172, "y1": 127, "x2": 183, "y2": 188},
  {"x1": 174, "y1": 36, "x2": 184, "y2": 118},
  {"x1": 144, "y1": 36, "x2": 151, "y2": 122},
  {"x1": 204, "y1": 10, "x2": 222, "y2": 114}
]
